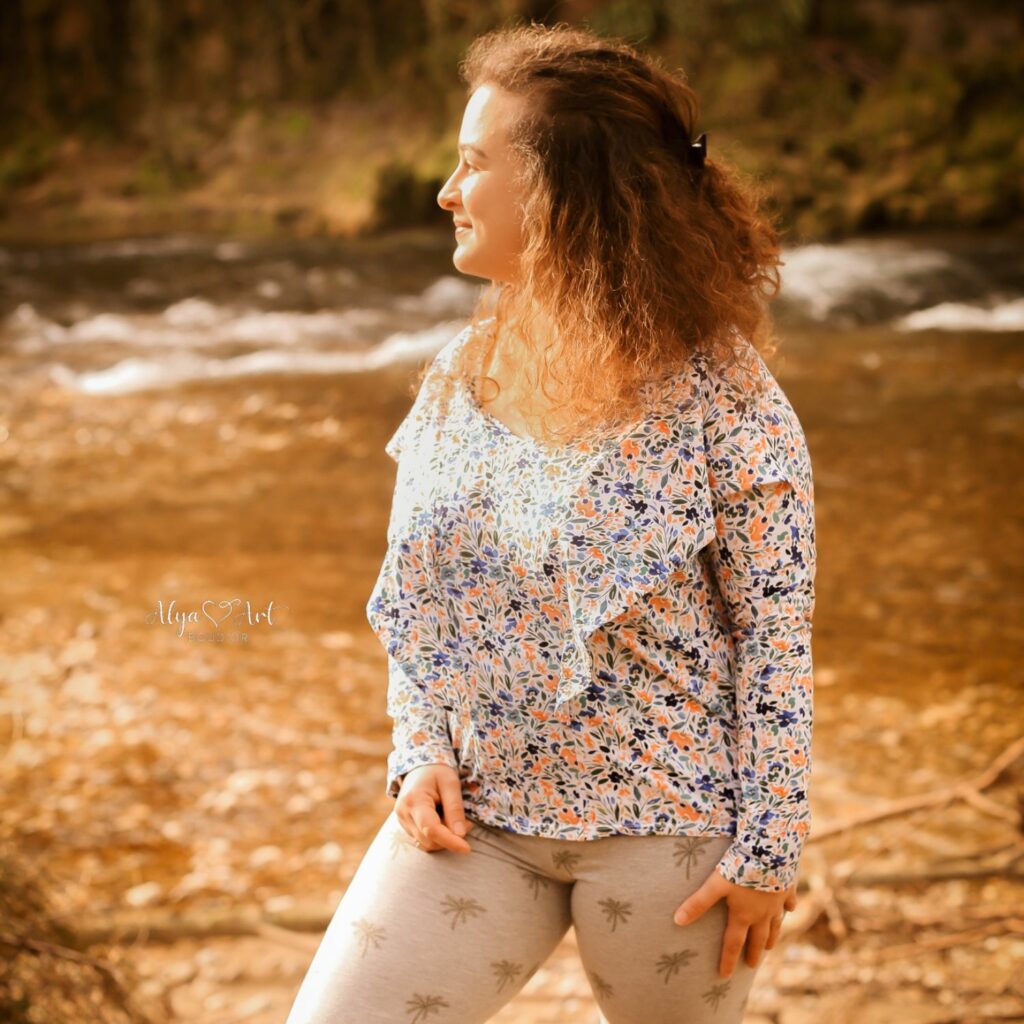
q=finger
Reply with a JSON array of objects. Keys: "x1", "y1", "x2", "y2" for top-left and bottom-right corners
[
  {"x1": 744, "y1": 920, "x2": 771, "y2": 969},
  {"x1": 408, "y1": 792, "x2": 446, "y2": 850},
  {"x1": 766, "y1": 913, "x2": 783, "y2": 950},
  {"x1": 436, "y1": 775, "x2": 472, "y2": 854},
  {"x1": 674, "y1": 875, "x2": 725, "y2": 925},
  {"x1": 719, "y1": 920, "x2": 748, "y2": 979},
  {"x1": 396, "y1": 803, "x2": 430, "y2": 849},
  {"x1": 783, "y1": 883, "x2": 798, "y2": 912},
  {"x1": 394, "y1": 802, "x2": 417, "y2": 841},
  {"x1": 393, "y1": 774, "x2": 424, "y2": 840},
  {"x1": 411, "y1": 792, "x2": 467, "y2": 854}
]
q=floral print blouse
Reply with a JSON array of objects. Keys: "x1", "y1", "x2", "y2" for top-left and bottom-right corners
[{"x1": 366, "y1": 321, "x2": 816, "y2": 893}]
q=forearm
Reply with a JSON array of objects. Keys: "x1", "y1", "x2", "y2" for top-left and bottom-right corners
[
  {"x1": 713, "y1": 593, "x2": 814, "y2": 892},
  {"x1": 384, "y1": 657, "x2": 458, "y2": 799}
]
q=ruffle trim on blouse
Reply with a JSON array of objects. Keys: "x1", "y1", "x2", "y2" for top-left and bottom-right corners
[{"x1": 547, "y1": 378, "x2": 718, "y2": 721}]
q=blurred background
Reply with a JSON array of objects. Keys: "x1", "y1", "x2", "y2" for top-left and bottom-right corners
[{"x1": 0, "y1": 2, "x2": 1022, "y2": 1023}]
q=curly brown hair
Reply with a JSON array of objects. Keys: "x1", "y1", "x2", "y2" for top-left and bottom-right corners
[{"x1": 414, "y1": 20, "x2": 784, "y2": 450}]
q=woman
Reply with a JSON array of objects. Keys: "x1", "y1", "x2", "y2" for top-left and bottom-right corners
[{"x1": 286, "y1": 22, "x2": 814, "y2": 1024}]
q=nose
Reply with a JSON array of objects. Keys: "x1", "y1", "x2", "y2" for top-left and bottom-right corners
[
  {"x1": 437, "y1": 174, "x2": 459, "y2": 212},
  {"x1": 434, "y1": 166, "x2": 462, "y2": 212}
]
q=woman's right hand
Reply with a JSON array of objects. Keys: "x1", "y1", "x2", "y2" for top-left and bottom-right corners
[{"x1": 395, "y1": 764, "x2": 472, "y2": 854}]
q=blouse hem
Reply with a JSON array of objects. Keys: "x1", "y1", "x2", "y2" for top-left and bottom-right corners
[{"x1": 461, "y1": 801, "x2": 738, "y2": 844}]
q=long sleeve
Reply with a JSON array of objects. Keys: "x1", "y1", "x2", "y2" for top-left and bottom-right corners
[
  {"x1": 384, "y1": 655, "x2": 459, "y2": 799},
  {"x1": 701, "y1": 361, "x2": 816, "y2": 893},
  {"x1": 376, "y1": 329, "x2": 470, "y2": 800}
]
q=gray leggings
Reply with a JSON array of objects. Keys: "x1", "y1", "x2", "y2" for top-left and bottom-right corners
[{"x1": 284, "y1": 809, "x2": 762, "y2": 1023}]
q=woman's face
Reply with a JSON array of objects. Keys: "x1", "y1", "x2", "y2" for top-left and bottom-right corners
[{"x1": 437, "y1": 84, "x2": 528, "y2": 284}]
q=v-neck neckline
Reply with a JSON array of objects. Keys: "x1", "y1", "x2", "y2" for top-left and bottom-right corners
[
  {"x1": 463, "y1": 373, "x2": 560, "y2": 453},
  {"x1": 452, "y1": 320, "x2": 695, "y2": 463},
  {"x1": 457, "y1": 324, "x2": 583, "y2": 458}
]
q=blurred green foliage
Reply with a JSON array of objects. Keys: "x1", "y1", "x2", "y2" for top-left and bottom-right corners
[
  {"x1": 0, "y1": 0, "x2": 1020, "y2": 239},
  {"x1": 370, "y1": 160, "x2": 446, "y2": 232},
  {"x1": 0, "y1": 136, "x2": 55, "y2": 192}
]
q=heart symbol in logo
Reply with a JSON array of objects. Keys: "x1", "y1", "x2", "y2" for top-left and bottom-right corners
[{"x1": 202, "y1": 598, "x2": 240, "y2": 629}]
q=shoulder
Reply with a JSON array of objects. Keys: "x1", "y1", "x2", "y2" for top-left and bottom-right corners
[
  {"x1": 418, "y1": 318, "x2": 492, "y2": 395},
  {"x1": 696, "y1": 337, "x2": 813, "y2": 500},
  {"x1": 441, "y1": 320, "x2": 479, "y2": 363},
  {"x1": 692, "y1": 334, "x2": 797, "y2": 431},
  {"x1": 383, "y1": 321, "x2": 477, "y2": 463},
  {"x1": 417, "y1": 322, "x2": 471, "y2": 379}
]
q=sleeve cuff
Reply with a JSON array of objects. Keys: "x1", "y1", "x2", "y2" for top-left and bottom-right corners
[
  {"x1": 713, "y1": 839, "x2": 802, "y2": 893},
  {"x1": 385, "y1": 745, "x2": 459, "y2": 799}
]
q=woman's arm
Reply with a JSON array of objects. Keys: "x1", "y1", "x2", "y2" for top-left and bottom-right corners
[
  {"x1": 701, "y1": 366, "x2": 817, "y2": 893},
  {"x1": 384, "y1": 655, "x2": 459, "y2": 799}
]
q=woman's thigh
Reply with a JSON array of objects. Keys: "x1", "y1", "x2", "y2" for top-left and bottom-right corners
[
  {"x1": 571, "y1": 834, "x2": 760, "y2": 1024},
  {"x1": 284, "y1": 809, "x2": 572, "y2": 1024}
]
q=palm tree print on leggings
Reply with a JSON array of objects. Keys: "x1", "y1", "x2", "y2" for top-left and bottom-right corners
[
  {"x1": 654, "y1": 948, "x2": 697, "y2": 983},
  {"x1": 405, "y1": 993, "x2": 449, "y2": 1021},
  {"x1": 351, "y1": 917, "x2": 386, "y2": 958},
  {"x1": 491, "y1": 959, "x2": 524, "y2": 992},
  {"x1": 597, "y1": 896, "x2": 633, "y2": 931},
  {"x1": 586, "y1": 969, "x2": 615, "y2": 1000},
  {"x1": 389, "y1": 828, "x2": 414, "y2": 859},
  {"x1": 702, "y1": 979, "x2": 732, "y2": 1012},
  {"x1": 519, "y1": 868, "x2": 552, "y2": 900},
  {"x1": 672, "y1": 837, "x2": 710, "y2": 879},
  {"x1": 440, "y1": 893, "x2": 486, "y2": 929},
  {"x1": 551, "y1": 849, "x2": 582, "y2": 877}
]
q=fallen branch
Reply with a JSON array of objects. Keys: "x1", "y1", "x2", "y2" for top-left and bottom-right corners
[
  {"x1": 921, "y1": 1014, "x2": 1024, "y2": 1024},
  {"x1": 842, "y1": 903, "x2": 1024, "y2": 932},
  {"x1": 843, "y1": 851, "x2": 1024, "y2": 887},
  {"x1": 253, "y1": 918, "x2": 320, "y2": 952},
  {"x1": 809, "y1": 735, "x2": 1024, "y2": 842},
  {"x1": 0, "y1": 928, "x2": 159, "y2": 1023},
  {"x1": 0, "y1": 930, "x2": 121, "y2": 971},
  {"x1": 853, "y1": 917, "x2": 1024, "y2": 963},
  {"x1": 50, "y1": 902, "x2": 333, "y2": 947}
]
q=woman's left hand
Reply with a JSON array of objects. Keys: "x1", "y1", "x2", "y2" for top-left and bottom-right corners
[{"x1": 673, "y1": 870, "x2": 797, "y2": 978}]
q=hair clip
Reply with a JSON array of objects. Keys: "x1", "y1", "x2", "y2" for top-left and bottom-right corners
[{"x1": 688, "y1": 131, "x2": 707, "y2": 170}]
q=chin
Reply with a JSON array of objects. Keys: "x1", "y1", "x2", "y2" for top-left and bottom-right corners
[
  {"x1": 454, "y1": 261, "x2": 496, "y2": 284},
  {"x1": 453, "y1": 250, "x2": 482, "y2": 274}
]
